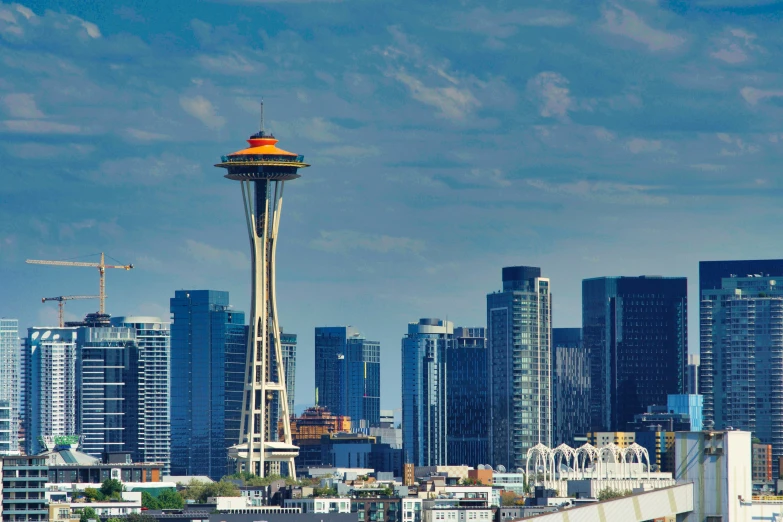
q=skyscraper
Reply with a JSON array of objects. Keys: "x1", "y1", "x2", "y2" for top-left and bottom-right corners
[
  {"x1": 0, "y1": 319, "x2": 20, "y2": 455},
  {"x1": 447, "y1": 327, "x2": 488, "y2": 467},
  {"x1": 686, "y1": 354, "x2": 699, "y2": 395},
  {"x1": 583, "y1": 276, "x2": 687, "y2": 432},
  {"x1": 111, "y1": 317, "x2": 171, "y2": 473},
  {"x1": 401, "y1": 318, "x2": 453, "y2": 466},
  {"x1": 215, "y1": 105, "x2": 307, "y2": 476},
  {"x1": 487, "y1": 266, "x2": 552, "y2": 470},
  {"x1": 75, "y1": 317, "x2": 140, "y2": 458},
  {"x1": 701, "y1": 275, "x2": 783, "y2": 472},
  {"x1": 269, "y1": 331, "x2": 297, "y2": 442},
  {"x1": 315, "y1": 326, "x2": 380, "y2": 428},
  {"x1": 170, "y1": 290, "x2": 248, "y2": 479},
  {"x1": 551, "y1": 328, "x2": 590, "y2": 446},
  {"x1": 24, "y1": 327, "x2": 78, "y2": 456},
  {"x1": 699, "y1": 259, "x2": 783, "y2": 294}
]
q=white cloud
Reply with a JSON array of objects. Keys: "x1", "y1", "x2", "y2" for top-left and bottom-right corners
[
  {"x1": 0, "y1": 120, "x2": 81, "y2": 134},
  {"x1": 179, "y1": 95, "x2": 226, "y2": 129},
  {"x1": 711, "y1": 45, "x2": 747, "y2": 64},
  {"x1": 124, "y1": 128, "x2": 172, "y2": 142},
  {"x1": 3, "y1": 93, "x2": 44, "y2": 118},
  {"x1": 78, "y1": 19, "x2": 101, "y2": 38},
  {"x1": 271, "y1": 117, "x2": 340, "y2": 143},
  {"x1": 527, "y1": 179, "x2": 668, "y2": 205},
  {"x1": 311, "y1": 230, "x2": 425, "y2": 254},
  {"x1": 391, "y1": 70, "x2": 479, "y2": 120},
  {"x1": 690, "y1": 163, "x2": 726, "y2": 172},
  {"x1": 184, "y1": 239, "x2": 248, "y2": 270},
  {"x1": 527, "y1": 72, "x2": 573, "y2": 118},
  {"x1": 716, "y1": 133, "x2": 760, "y2": 156},
  {"x1": 93, "y1": 153, "x2": 201, "y2": 185},
  {"x1": 594, "y1": 127, "x2": 616, "y2": 142},
  {"x1": 197, "y1": 52, "x2": 265, "y2": 75},
  {"x1": 711, "y1": 28, "x2": 761, "y2": 64},
  {"x1": 601, "y1": 3, "x2": 685, "y2": 51},
  {"x1": 740, "y1": 87, "x2": 783, "y2": 105},
  {"x1": 627, "y1": 138, "x2": 662, "y2": 153},
  {"x1": 451, "y1": 7, "x2": 575, "y2": 41}
]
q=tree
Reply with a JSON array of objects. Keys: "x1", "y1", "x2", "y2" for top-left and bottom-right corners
[
  {"x1": 79, "y1": 507, "x2": 97, "y2": 522},
  {"x1": 126, "y1": 514, "x2": 157, "y2": 522},
  {"x1": 100, "y1": 479, "x2": 124, "y2": 500},
  {"x1": 107, "y1": 518, "x2": 123, "y2": 522},
  {"x1": 141, "y1": 492, "x2": 160, "y2": 510},
  {"x1": 180, "y1": 479, "x2": 240, "y2": 503},
  {"x1": 313, "y1": 486, "x2": 338, "y2": 497},
  {"x1": 597, "y1": 488, "x2": 632, "y2": 502},
  {"x1": 460, "y1": 478, "x2": 482, "y2": 486},
  {"x1": 158, "y1": 489, "x2": 184, "y2": 510},
  {"x1": 499, "y1": 491, "x2": 524, "y2": 506},
  {"x1": 82, "y1": 488, "x2": 104, "y2": 502}
]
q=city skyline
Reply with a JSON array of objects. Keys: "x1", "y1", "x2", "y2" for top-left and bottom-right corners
[{"x1": 4, "y1": 0, "x2": 783, "y2": 413}]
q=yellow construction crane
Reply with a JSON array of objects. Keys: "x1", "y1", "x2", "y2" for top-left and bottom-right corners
[
  {"x1": 42, "y1": 295, "x2": 100, "y2": 328},
  {"x1": 26, "y1": 253, "x2": 134, "y2": 315}
]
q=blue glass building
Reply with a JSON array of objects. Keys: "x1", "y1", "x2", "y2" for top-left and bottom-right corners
[
  {"x1": 401, "y1": 319, "x2": 453, "y2": 466},
  {"x1": 170, "y1": 290, "x2": 247, "y2": 479},
  {"x1": 552, "y1": 328, "x2": 590, "y2": 446},
  {"x1": 667, "y1": 394, "x2": 703, "y2": 431},
  {"x1": 488, "y1": 266, "x2": 552, "y2": 470},
  {"x1": 315, "y1": 326, "x2": 380, "y2": 428},
  {"x1": 446, "y1": 327, "x2": 488, "y2": 467},
  {"x1": 583, "y1": 276, "x2": 687, "y2": 432}
]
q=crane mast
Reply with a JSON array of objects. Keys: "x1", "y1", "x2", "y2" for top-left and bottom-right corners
[{"x1": 26, "y1": 253, "x2": 134, "y2": 315}]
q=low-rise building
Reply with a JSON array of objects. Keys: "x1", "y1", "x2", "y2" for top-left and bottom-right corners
[
  {"x1": 2, "y1": 455, "x2": 49, "y2": 522},
  {"x1": 754, "y1": 443, "x2": 773, "y2": 484},
  {"x1": 284, "y1": 498, "x2": 352, "y2": 514}
]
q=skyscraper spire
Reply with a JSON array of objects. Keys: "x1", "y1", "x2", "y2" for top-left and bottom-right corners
[{"x1": 260, "y1": 99, "x2": 265, "y2": 134}]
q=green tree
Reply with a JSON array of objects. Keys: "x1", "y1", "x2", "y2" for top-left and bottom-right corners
[
  {"x1": 157, "y1": 489, "x2": 184, "y2": 510},
  {"x1": 107, "y1": 518, "x2": 123, "y2": 522},
  {"x1": 126, "y1": 514, "x2": 157, "y2": 522},
  {"x1": 82, "y1": 488, "x2": 104, "y2": 502},
  {"x1": 499, "y1": 491, "x2": 524, "y2": 506},
  {"x1": 313, "y1": 486, "x2": 338, "y2": 497},
  {"x1": 100, "y1": 479, "x2": 124, "y2": 500},
  {"x1": 181, "y1": 479, "x2": 240, "y2": 503},
  {"x1": 79, "y1": 507, "x2": 97, "y2": 522},
  {"x1": 597, "y1": 488, "x2": 632, "y2": 502},
  {"x1": 141, "y1": 492, "x2": 160, "y2": 510}
]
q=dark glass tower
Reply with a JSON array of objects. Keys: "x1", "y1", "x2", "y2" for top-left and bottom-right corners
[
  {"x1": 447, "y1": 327, "x2": 488, "y2": 467},
  {"x1": 315, "y1": 326, "x2": 380, "y2": 428},
  {"x1": 582, "y1": 276, "x2": 687, "y2": 432},
  {"x1": 551, "y1": 328, "x2": 590, "y2": 446},
  {"x1": 170, "y1": 290, "x2": 247, "y2": 480}
]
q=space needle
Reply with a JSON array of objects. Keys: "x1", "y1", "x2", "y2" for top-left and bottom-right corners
[{"x1": 216, "y1": 103, "x2": 309, "y2": 477}]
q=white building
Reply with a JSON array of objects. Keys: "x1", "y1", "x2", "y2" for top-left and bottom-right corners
[
  {"x1": 402, "y1": 498, "x2": 422, "y2": 522},
  {"x1": 25, "y1": 328, "x2": 78, "y2": 455},
  {"x1": 0, "y1": 319, "x2": 20, "y2": 455},
  {"x1": 284, "y1": 498, "x2": 352, "y2": 513}
]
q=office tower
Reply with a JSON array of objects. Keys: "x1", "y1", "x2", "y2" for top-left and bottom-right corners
[
  {"x1": 75, "y1": 317, "x2": 140, "y2": 458},
  {"x1": 170, "y1": 290, "x2": 248, "y2": 480},
  {"x1": 401, "y1": 318, "x2": 453, "y2": 466},
  {"x1": 0, "y1": 319, "x2": 19, "y2": 455},
  {"x1": 24, "y1": 327, "x2": 78, "y2": 456},
  {"x1": 18, "y1": 339, "x2": 26, "y2": 449},
  {"x1": 666, "y1": 394, "x2": 703, "y2": 431},
  {"x1": 111, "y1": 317, "x2": 171, "y2": 473},
  {"x1": 315, "y1": 326, "x2": 381, "y2": 428},
  {"x1": 215, "y1": 104, "x2": 307, "y2": 477},
  {"x1": 701, "y1": 275, "x2": 783, "y2": 473},
  {"x1": 487, "y1": 266, "x2": 552, "y2": 470},
  {"x1": 583, "y1": 276, "x2": 687, "y2": 432},
  {"x1": 686, "y1": 354, "x2": 699, "y2": 395},
  {"x1": 447, "y1": 327, "x2": 488, "y2": 467},
  {"x1": 699, "y1": 259, "x2": 783, "y2": 294},
  {"x1": 269, "y1": 330, "x2": 297, "y2": 442},
  {"x1": 551, "y1": 328, "x2": 590, "y2": 446}
]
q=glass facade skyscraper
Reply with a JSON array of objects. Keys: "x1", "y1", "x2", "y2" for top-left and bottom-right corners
[
  {"x1": 76, "y1": 322, "x2": 140, "y2": 458},
  {"x1": 699, "y1": 259, "x2": 783, "y2": 294},
  {"x1": 487, "y1": 266, "x2": 552, "y2": 470},
  {"x1": 401, "y1": 318, "x2": 453, "y2": 466},
  {"x1": 701, "y1": 276, "x2": 783, "y2": 474},
  {"x1": 315, "y1": 326, "x2": 380, "y2": 428},
  {"x1": 583, "y1": 276, "x2": 687, "y2": 432},
  {"x1": 111, "y1": 317, "x2": 171, "y2": 473},
  {"x1": 269, "y1": 331, "x2": 296, "y2": 442},
  {"x1": 0, "y1": 319, "x2": 20, "y2": 455},
  {"x1": 447, "y1": 327, "x2": 488, "y2": 467},
  {"x1": 24, "y1": 327, "x2": 78, "y2": 456},
  {"x1": 551, "y1": 328, "x2": 590, "y2": 446},
  {"x1": 170, "y1": 290, "x2": 248, "y2": 479}
]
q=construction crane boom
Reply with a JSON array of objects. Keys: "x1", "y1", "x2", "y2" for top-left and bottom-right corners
[
  {"x1": 42, "y1": 295, "x2": 100, "y2": 328},
  {"x1": 26, "y1": 253, "x2": 134, "y2": 315}
]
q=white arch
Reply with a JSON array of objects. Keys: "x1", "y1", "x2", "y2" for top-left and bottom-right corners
[
  {"x1": 623, "y1": 443, "x2": 651, "y2": 479},
  {"x1": 597, "y1": 442, "x2": 625, "y2": 479},
  {"x1": 575, "y1": 443, "x2": 598, "y2": 477},
  {"x1": 526, "y1": 443, "x2": 551, "y2": 484},
  {"x1": 550, "y1": 444, "x2": 576, "y2": 480}
]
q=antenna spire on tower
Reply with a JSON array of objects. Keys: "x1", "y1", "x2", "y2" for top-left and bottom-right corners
[{"x1": 260, "y1": 99, "x2": 265, "y2": 133}]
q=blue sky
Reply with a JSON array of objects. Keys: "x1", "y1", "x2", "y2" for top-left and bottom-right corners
[{"x1": 1, "y1": 0, "x2": 783, "y2": 412}]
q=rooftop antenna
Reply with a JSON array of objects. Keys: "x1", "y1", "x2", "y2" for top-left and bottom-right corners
[{"x1": 260, "y1": 98, "x2": 265, "y2": 133}]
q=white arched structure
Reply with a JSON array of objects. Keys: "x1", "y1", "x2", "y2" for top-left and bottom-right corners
[
  {"x1": 575, "y1": 443, "x2": 598, "y2": 474},
  {"x1": 623, "y1": 443, "x2": 651, "y2": 479},
  {"x1": 526, "y1": 443, "x2": 551, "y2": 484}
]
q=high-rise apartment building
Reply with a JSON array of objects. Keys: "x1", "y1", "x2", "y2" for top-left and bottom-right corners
[
  {"x1": 401, "y1": 318, "x2": 453, "y2": 466},
  {"x1": 111, "y1": 317, "x2": 171, "y2": 473},
  {"x1": 487, "y1": 266, "x2": 552, "y2": 470},
  {"x1": 269, "y1": 331, "x2": 297, "y2": 442},
  {"x1": 170, "y1": 290, "x2": 248, "y2": 479},
  {"x1": 447, "y1": 327, "x2": 488, "y2": 467},
  {"x1": 583, "y1": 276, "x2": 687, "y2": 432},
  {"x1": 75, "y1": 318, "x2": 140, "y2": 458},
  {"x1": 551, "y1": 328, "x2": 590, "y2": 446},
  {"x1": 686, "y1": 354, "x2": 699, "y2": 395},
  {"x1": 699, "y1": 259, "x2": 783, "y2": 294},
  {"x1": 24, "y1": 327, "x2": 78, "y2": 456},
  {"x1": 701, "y1": 275, "x2": 783, "y2": 473},
  {"x1": 315, "y1": 326, "x2": 380, "y2": 428},
  {"x1": 0, "y1": 319, "x2": 20, "y2": 455}
]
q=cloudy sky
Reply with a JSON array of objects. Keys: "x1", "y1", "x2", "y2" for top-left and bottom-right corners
[{"x1": 1, "y1": 0, "x2": 783, "y2": 411}]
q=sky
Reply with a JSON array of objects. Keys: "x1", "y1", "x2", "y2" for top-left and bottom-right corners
[{"x1": 1, "y1": 0, "x2": 783, "y2": 413}]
